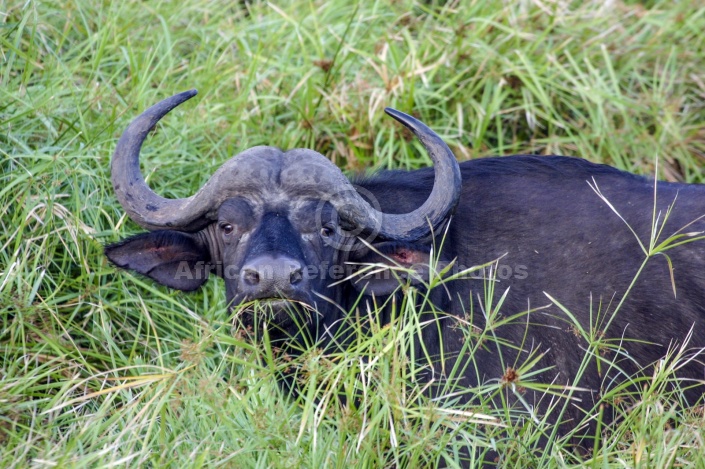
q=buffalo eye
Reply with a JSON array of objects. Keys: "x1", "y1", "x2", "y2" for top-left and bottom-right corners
[
  {"x1": 221, "y1": 223, "x2": 234, "y2": 235},
  {"x1": 320, "y1": 225, "x2": 335, "y2": 238}
]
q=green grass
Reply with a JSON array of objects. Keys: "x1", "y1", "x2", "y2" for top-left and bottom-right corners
[{"x1": 3, "y1": 0, "x2": 705, "y2": 467}]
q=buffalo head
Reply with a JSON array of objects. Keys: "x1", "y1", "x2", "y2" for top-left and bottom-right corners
[{"x1": 105, "y1": 90, "x2": 461, "y2": 337}]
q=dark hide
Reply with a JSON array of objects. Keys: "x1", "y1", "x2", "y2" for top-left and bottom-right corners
[
  {"x1": 107, "y1": 154, "x2": 705, "y2": 455},
  {"x1": 361, "y1": 155, "x2": 705, "y2": 422}
]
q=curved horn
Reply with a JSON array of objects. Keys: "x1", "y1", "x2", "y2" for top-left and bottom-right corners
[
  {"x1": 113, "y1": 93, "x2": 460, "y2": 241},
  {"x1": 113, "y1": 91, "x2": 293, "y2": 232},
  {"x1": 111, "y1": 89, "x2": 205, "y2": 231},
  {"x1": 379, "y1": 108, "x2": 461, "y2": 239},
  {"x1": 326, "y1": 109, "x2": 461, "y2": 242}
]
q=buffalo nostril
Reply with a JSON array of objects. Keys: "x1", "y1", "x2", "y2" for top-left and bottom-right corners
[
  {"x1": 290, "y1": 268, "x2": 303, "y2": 285},
  {"x1": 243, "y1": 269, "x2": 260, "y2": 286}
]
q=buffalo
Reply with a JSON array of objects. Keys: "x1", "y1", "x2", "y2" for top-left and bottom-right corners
[{"x1": 106, "y1": 90, "x2": 705, "y2": 452}]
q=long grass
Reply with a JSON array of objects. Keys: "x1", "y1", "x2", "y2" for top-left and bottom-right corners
[{"x1": 3, "y1": 0, "x2": 705, "y2": 467}]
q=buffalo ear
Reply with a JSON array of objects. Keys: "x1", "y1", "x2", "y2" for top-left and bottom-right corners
[
  {"x1": 347, "y1": 242, "x2": 433, "y2": 296},
  {"x1": 105, "y1": 231, "x2": 210, "y2": 291}
]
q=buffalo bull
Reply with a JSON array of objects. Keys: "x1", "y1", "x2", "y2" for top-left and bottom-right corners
[{"x1": 106, "y1": 90, "x2": 705, "y2": 441}]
